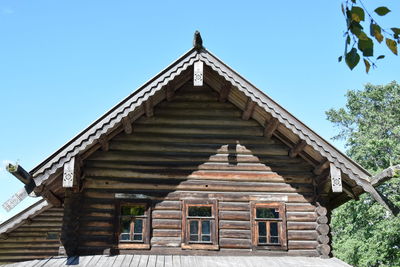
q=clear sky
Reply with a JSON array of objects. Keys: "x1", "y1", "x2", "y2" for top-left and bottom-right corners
[{"x1": 0, "y1": 0, "x2": 399, "y2": 223}]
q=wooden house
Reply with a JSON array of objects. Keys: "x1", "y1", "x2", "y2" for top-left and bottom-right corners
[{"x1": 0, "y1": 32, "x2": 392, "y2": 266}]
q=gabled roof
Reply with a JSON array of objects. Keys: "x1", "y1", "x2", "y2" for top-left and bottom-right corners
[
  {"x1": 0, "y1": 199, "x2": 50, "y2": 234},
  {"x1": 30, "y1": 46, "x2": 372, "y2": 194}
]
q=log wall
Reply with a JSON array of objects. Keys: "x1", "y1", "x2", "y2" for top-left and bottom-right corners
[
  {"x1": 77, "y1": 82, "x2": 323, "y2": 256},
  {"x1": 0, "y1": 206, "x2": 62, "y2": 264}
]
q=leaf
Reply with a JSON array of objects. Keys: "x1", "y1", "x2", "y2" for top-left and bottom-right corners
[
  {"x1": 347, "y1": 35, "x2": 351, "y2": 45},
  {"x1": 358, "y1": 37, "x2": 374, "y2": 57},
  {"x1": 386, "y1": 38, "x2": 398, "y2": 55},
  {"x1": 338, "y1": 56, "x2": 343, "y2": 62},
  {"x1": 351, "y1": 0, "x2": 356, "y2": 3},
  {"x1": 351, "y1": 6, "x2": 365, "y2": 22},
  {"x1": 350, "y1": 21, "x2": 363, "y2": 36},
  {"x1": 341, "y1": 3, "x2": 345, "y2": 16},
  {"x1": 391, "y1": 28, "x2": 400, "y2": 35},
  {"x1": 364, "y1": 59, "x2": 371, "y2": 73},
  {"x1": 370, "y1": 23, "x2": 384, "y2": 43},
  {"x1": 346, "y1": 48, "x2": 360, "y2": 70},
  {"x1": 374, "y1": 7, "x2": 391, "y2": 16},
  {"x1": 377, "y1": 55, "x2": 385, "y2": 60}
]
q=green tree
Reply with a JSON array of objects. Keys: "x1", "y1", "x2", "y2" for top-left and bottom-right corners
[
  {"x1": 326, "y1": 81, "x2": 400, "y2": 266},
  {"x1": 340, "y1": 1, "x2": 399, "y2": 72}
]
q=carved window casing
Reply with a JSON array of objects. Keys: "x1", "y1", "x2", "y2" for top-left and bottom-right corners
[
  {"x1": 181, "y1": 199, "x2": 218, "y2": 250},
  {"x1": 117, "y1": 202, "x2": 151, "y2": 249},
  {"x1": 251, "y1": 202, "x2": 287, "y2": 250}
]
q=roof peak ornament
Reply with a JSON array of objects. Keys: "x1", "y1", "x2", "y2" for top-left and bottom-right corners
[{"x1": 193, "y1": 30, "x2": 203, "y2": 50}]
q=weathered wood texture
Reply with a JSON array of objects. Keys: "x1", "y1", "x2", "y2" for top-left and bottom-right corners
[
  {"x1": 77, "y1": 82, "x2": 321, "y2": 256},
  {"x1": 0, "y1": 207, "x2": 63, "y2": 264}
]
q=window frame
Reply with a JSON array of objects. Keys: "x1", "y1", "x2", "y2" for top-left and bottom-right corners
[
  {"x1": 181, "y1": 199, "x2": 219, "y2": 250},
  {"x1": 251, "y1": 202, "x2": 287, "y2": 250},
  {"x1": 115, "y1": 201, "x2": 151, "y2": 250}
]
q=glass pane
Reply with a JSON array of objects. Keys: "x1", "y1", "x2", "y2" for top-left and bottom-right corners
[
  {"x1": 134, "y1": 219, "x2": 143, "y2": 234},
  {"x1": 256, "y1": 208, "x2": 279, "y2": 219},
  {"x1": 133, "y1": 234, "x2": 143, "y2": 241},
  {"x1": 121, "y1": 218, "x2": 130, "y2": 233},
  {"x1": 270, "y1": 222, "x2": 278, "y2": 236},
  {"x1": 190, "y1": 235, "x2": 198, "y2": 241},
  {"x1": 270, "y1": 237, "x2": 279, "y2": 244},
  {"x1": 121, "y1": 205, "x2": 145, "y2": 216},
  {"x1": 258, "y1": 222, "x2": 266, "y2": 237},
  {"x1": 188, "y1": 206, "x2": 212, "y2": 217},
  {"x1": 259, "y1": 237, "x2": 267, "y2": 244},
  {"x1": 202, "y1": 235, "x2": 211, "y2": 242},
  {"x1": 120, "y1": 233, "x2": 130, "y2": 241},
  {"x1": 202, "y1": 220, "x2": 210, "y2": 235},
  {"x1": 190, "y1": 220, "x2": 198, "y2": 234}
]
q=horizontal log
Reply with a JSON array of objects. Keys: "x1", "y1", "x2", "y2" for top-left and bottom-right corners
[
  {"x1": 317, "y1": 234, "x2": 330, "y2": 245},
  {"x1": 316, "y1": 224, "x2": 330, "y2": 235},
  {"x1": 84, "y1": 190, "x2": 314, "y2": 203},
  {"x1": 219, "y1": 229, "x2": 251, "y2": 239},
  {"x1": 287, "y1": 222, "x2": 317, "y2": 230},
  {"x1": 219, "y1": 220, "x2": 250, "y2": 230},
  {"x1": 317, "y1": 244, "x2": 331, "y2": 256},
  {"x1": 287, "y1": 212, "x2": 317, "y2": 222},
  {"x1": 84, "y1": 179, "x2": 313, "y2": 193},
  {"x1": 316, "y1": 215, "x2": 328, "y2": 224},
  {"x1": 286, "y1": 204, "x2": 316, "y2": 212},
  {"x1": 137, "y1": 117, "x2": 259, "y2": 127},
  {"x1": 151, "y1": 237, "x2": 181, "y2": 247},
  {"x1": 152, "y1": 229, "x2": 181, "y2": 237},
  {"x1": 219, "y1": 202, "x2": 249, "y2": 211},
  {"x1": 152, "y1": 219, "x2": 181, "y2": 229},
  {"x1": 152, "y1": 210, "x2": 181, "y2": 220},
  {"x1": 288, "y1": 240, "x2": 318, "y2": 249},
  {"x1": 315, "y1": 206, "x2": 327, "y2": 216},
  {"x1": 287, "y1": 230, "x2": 318, "y2": 240},
  {"x1": 108, "y1": 141, "x2": 288, "y2": 156},
  {"x1": 219, "y1": 211, "x2": 250, "y2": 221},
  {"x1": 153, "y1": 201, "x2": 181, "y2": 210},
  {"x1": 220, "y1": 238, "x2": 251, "y2": 249}
]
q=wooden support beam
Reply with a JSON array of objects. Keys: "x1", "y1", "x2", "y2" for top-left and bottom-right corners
[
  {"x1": 99, "y1": 135, "x2": 109, "y2": 151},
  {"x1": 241, "y1": 99, "x2": 256, "y2": 120},
  {"x1": 145, "y1": 99, "x2": 154, "y2": 117},
  {"x1": 342, "y1": 182, "x2": 358, "y2": 200},
  {"x1": 370, "y1": 164, "x2": 400, "y2": 186},
  {"x1": 218, "y1": 83, "x2": 231, "y2": 103},
  {"x1": 264, "y1": 117, "x2": 279, "y2": 139},
  {"x1": 314, "y1": 159, "x2": 330, "y2": 175},
  {"x1": 166, "y1": 84, "x2": 175, "y2": 102},
  {"x1": 42, "y1": 190, "x2": 62, "y2": 207},
  {"x1": 289, "y1": 140, "x2": 307, "y2": 158},
  {"x1": 122, "y1": 117, "x2": 133, "y2": 134}
]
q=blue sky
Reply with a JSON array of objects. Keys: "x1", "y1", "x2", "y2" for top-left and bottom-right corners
[{"x1": 0, "y1": 1, "x2": 399, "y2": 222}]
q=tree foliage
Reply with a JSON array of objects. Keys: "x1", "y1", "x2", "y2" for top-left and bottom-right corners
[
  {"x1": 340, "y1": 0, "x2": 399, "y2": 72},
  {"x1": 326, "y1": 81, "x2": 400, "y2": 266}
]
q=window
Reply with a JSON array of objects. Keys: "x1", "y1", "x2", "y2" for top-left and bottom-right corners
[
  {"x1": 251, "y1": 202, "x2": 287, "y2": 250},
  {"x1": 117, "y1": 203, "x2": 151, "y2": 249},
  {"x1": 182, "y1": 199, "x2": 218, "y2": 250}
]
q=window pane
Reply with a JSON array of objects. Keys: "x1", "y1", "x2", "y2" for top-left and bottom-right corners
[
  {"x1": 133, "y1": 234, "x2": 143, "y2": 241},
  {"x1": 258, "y1": 221, "x2": 266, "y2": 237},
  {"x1": 121, "y1": 218, "x2": 130, "y2": 233},
  {"x1": 120, "y1": 233, "x2": 130, "y2": 241},
  {"x1": 134, "y1": 219, "x2": 143, "y2": 234},
  {"x1": 256, "y1": 208, "x2": 279, "y2": 219},
  {"x1": 190, "y1": 235, "x2": 198, "y2": 241},
  {"x1": 270, "y1": 237, "x2": 279, "y2": 244},
  {"x1": 202, "y1": 220, "x2": 210, "y2": 235},
  {"x1": 270, "y1": 222, "x2": 278, "y2": 236},
  {"x1": 188, "y1": 206, "x2": 211, "y2": 217},
  {"x1": 190, "y1": 220, "x2": 198, "y2": 235},
  {"x1": 202, "y1": 235, "x2": 211, "y2": 242},
  {"x1": 259, "y1": 236, "x2": 267, "y2": 244},
  {"x1": 121, "y1": 206, "x2": 145, "y2": 216}
]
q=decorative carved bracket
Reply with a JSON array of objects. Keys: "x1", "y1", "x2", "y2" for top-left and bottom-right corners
[
  {"x1": 145, "y1": 98, "x2": 154, "y2": 117},
  {"x1": 122, "y1": 117, "x2": 133, "y2": 134},
  {"x1": 218, "y1": 83, "x2": 231, "y2": 103},
  {"x1": 193, "y1": 61, "x2": 204, "y2": 86}
]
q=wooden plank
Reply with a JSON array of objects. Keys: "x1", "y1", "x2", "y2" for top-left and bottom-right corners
[
  {"x1": 155, "y1": 255, "x2": 165, "y2": 267},
  {"x1": 128, "y1": 255, "x2": 141, "y2": 267},
  {"x1": 147, "y1": 255, "x2": 157, "y2": 267}
]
